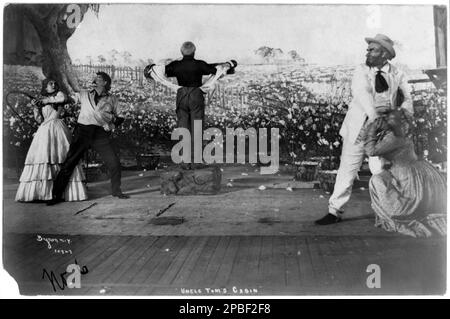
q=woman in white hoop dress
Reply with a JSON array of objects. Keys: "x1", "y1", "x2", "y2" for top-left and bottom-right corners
[{"x1": 15, "y1": 79, "x2": 88, "y2": 202}]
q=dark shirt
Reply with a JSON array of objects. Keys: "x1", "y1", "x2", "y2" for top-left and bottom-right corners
[{"x1": 165, "y1": 56, "x2": 218, "y2": 87}]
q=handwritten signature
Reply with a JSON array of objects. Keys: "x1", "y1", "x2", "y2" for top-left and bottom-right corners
[
  {"x1": 37, "y1": 235, "x2": 71, "y2": 249},
  {"x1": 42, "y1": 259, "x2": 88, "y2": 292}
]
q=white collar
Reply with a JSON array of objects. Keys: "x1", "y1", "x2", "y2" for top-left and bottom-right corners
[{"x1": 371, "y1": 62, "x2": 390, "y2": 74}]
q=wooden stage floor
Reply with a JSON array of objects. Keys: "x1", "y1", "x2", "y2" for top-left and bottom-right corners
[{"x1": 3, "y1": 233, "x2": 446, "y2": 296}]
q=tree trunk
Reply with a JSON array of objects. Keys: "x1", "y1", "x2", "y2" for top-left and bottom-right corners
[
  {"x1": 39, "y1": 36, "x2": 80, "y2": 95},
  {"x1": 21, "y1": 4, "x2": 91, "y2": 95}
]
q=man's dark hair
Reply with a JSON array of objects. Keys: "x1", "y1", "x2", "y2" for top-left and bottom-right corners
[
  {"x1": 40, "y1": 78, "x2": 60, "y2": 96},
  {"x1": 96, "y1": 71, "x2": 112, "y2": 91},
  {"x1": 180, "y1": 41, "x2": 196, "y2": 57}
]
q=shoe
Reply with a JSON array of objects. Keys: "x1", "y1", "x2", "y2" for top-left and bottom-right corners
[
  {"x1": 314, "y1": 213, "x2": 342, "y2": 225},
  {"x1": 112, "y1": 193, "x2": 130, "y2": 199},
  {"x1": 46, "y1": 197, "x2": 64, "y2": 206}
]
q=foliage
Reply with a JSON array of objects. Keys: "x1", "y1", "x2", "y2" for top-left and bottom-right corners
[{"x1": 3, "y1": 65, "x2": 447, "y2": 170}]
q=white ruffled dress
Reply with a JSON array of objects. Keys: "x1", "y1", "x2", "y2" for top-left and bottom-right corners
[{"x1": 15, "y1": 93, "x2": 88, "y2": 202}]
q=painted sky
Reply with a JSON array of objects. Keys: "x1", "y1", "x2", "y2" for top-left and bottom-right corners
[{"x1": 68, "y1": 4, "x2": 436, "y2": 68}]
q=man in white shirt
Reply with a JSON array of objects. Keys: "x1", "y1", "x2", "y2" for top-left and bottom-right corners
[
  {"x1": 315, "y1": 34, "x2": 413, "y2": 225},
  {"x1": 47, "y1": 72, "x2": 129, "y2": 205}
]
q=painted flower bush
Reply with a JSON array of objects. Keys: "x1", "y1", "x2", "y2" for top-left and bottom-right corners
[{"x1": 3, "y1": 65, "x2": 447, "y2": 171}]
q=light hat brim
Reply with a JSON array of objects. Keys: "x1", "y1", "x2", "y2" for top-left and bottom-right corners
[{"x1": 365, "y1": 37, "x2": 396, "y2": 59}]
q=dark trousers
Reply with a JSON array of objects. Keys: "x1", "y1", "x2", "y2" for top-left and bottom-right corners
[
  {"x1": 176, "y1": 87, "x2": 205, "y2": 163},
  {"x1": 53, "y1": 124, "x2": 122, "y2": 199}
]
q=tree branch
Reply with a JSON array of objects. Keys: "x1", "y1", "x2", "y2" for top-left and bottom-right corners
[
  {"x1": 21, "y1": 5, "x2": 47, "y2": 31},
  {"x1": 57, "y1": 4, "x2": 90, "y2": 41}
]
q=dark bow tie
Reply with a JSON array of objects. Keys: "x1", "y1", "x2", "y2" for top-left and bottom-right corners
[{"x1": 375, "y1": 70, "x2": 389, "y2": 93}]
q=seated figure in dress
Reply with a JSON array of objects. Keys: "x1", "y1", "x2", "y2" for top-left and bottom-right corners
[
  {"x1": 364, "y1": 109, "x2": 446, "y2": 237},
  {"x1": 15, "y1": 79, "x2": 88, "y2": 202}
]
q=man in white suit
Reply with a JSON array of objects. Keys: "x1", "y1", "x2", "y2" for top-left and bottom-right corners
[{"x1": 315, "y1": 34, "x2": 413, "y2": 225}]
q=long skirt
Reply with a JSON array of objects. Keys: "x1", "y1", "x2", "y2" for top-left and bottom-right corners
[
  {"x1": 370, "y1": 160, "x2": 446, "y2": 237},
  {"x1": 15, "y1": 118, "x2": 87, "y2": 202}
]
